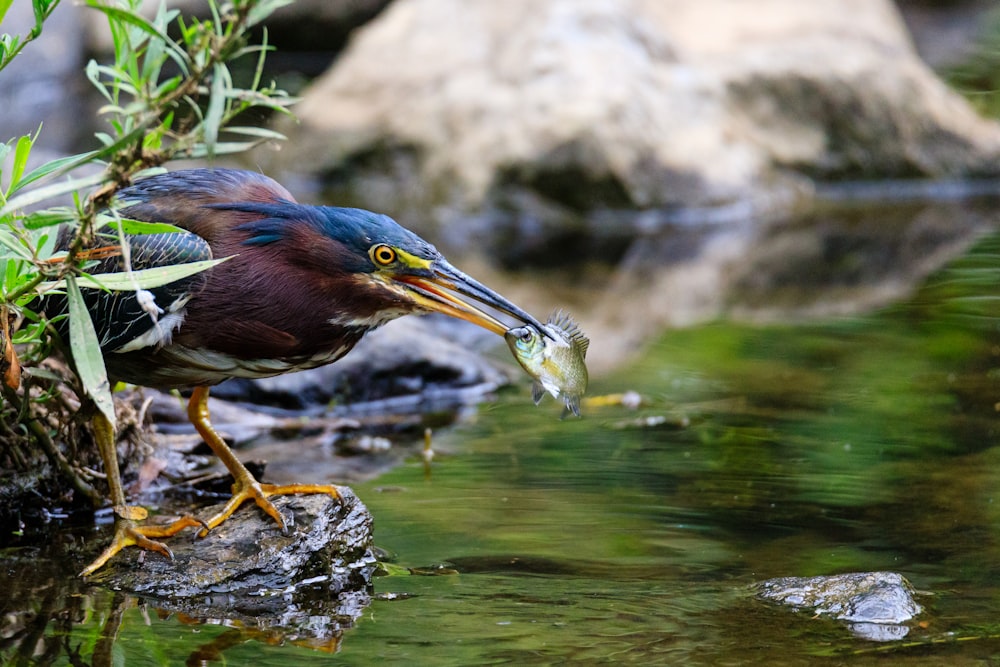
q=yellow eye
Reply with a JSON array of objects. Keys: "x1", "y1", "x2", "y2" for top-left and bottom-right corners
[{"x1": 370, "y1": 244, "x2": 397, "y2": 266}]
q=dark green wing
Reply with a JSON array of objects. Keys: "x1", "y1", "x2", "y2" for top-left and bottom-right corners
[{"x1": 42, "y1": 230, "x2": 212, "y2": 353}]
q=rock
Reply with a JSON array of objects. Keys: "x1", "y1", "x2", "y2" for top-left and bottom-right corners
[
  {"x1": 0, "y1": 531, "x2": 367, "y2": 652},
  {"x1": 88, "y1": 491, "x2": 376, "y2": 610},
  {"x1": 270, "y1": 0, "x2": 1000, "y2": 264},
  {"x1": 756, "y1": 571, "x2": 923, "y2": 641}
]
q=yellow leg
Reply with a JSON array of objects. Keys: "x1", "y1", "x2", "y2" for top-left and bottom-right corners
[
  {"x1": 80, "y1": 412, "x2": 204, "y2": 577},
  {"x1": 187, "y1": 386, "x2": 340, "y2": 536}
]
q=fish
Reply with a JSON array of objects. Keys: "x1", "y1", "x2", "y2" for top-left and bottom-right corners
[{"x1": 505, "y1": 309, "x2": 589, "y2": 416}]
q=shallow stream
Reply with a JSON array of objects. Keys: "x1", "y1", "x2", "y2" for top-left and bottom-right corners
[{"x1": 6, "y1": 197, "x2": 1000, "y2": 665}]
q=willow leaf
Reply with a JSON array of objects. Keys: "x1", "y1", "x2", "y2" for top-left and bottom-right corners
[
  {"x1": 203, "y1": 62, "x2": 228, "y2": 156},
  {"x1": 22, "y1": 208, "x2": 74, "y2": 229},
  {"x1": 39, "y1": 257, "x2": 229, "y2": 293},
  {"x1": 101, "y1": 219, "x2": 186, "y2": 235},
  {"x1": 223, "y1": 125, "x2": 286, "y2": 141},
  {"x1": 13, "y1": 148, "x2": 102, "y2": 193},
  {"x1": 0, "y1": 171, "x2": 106, "y2": 215},
  {"x1": 85, "y1": 1, "x2": 189, "y2": 75},
  {"x1": 66, "y1": 274, "x2": 116, "y2": 429},
  {"x1": 0, "y1": 229, "x2": 34, "y2": 261},
  {"x1": 10, "y1": 134, "x2": 33, "y2": 188}
]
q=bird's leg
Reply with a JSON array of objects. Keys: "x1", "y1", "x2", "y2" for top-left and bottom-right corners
[
  {"x1": 80, "y1": 412, "x2": 204, "y2": 577},
  {"x1": 187, "y1": 386, "x2": 340, "y2": 536}
]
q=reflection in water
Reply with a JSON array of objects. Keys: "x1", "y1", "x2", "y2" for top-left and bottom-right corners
[
  {"x1": 0, "y1": 544, "x2": 366, "y2": 665},
  {"x1": 479, "y1": 196, "x2": 1000, "y2": 373},
  {"x1": 91, "y1": 593, "x2": 126, "y2": 667},
  {"x1": 596, "y1": 197, "x2": 1000, "y2": 369},
  {"x1": 0, "y1": 546, "x2": 90, "y2": 666}
]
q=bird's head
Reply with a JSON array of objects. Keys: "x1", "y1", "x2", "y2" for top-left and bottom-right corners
[{"x1": 231, "y1": 202, "x2": 549, "y2": 335}]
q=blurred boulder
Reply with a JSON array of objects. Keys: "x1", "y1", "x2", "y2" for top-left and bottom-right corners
[{"x1": 269, "y1": 0, "x2": 1000, "y2": 265}]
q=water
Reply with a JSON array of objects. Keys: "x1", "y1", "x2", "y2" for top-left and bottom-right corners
[{"x1": 7, "y1": 205, "x2": 1000, "y2": 664}]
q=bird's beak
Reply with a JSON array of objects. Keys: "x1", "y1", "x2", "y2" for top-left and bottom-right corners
[{"x1": 393, "y1": 260, "x2": 549, "y2": 336}]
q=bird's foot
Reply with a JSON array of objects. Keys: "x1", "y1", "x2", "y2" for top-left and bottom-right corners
[
  {"x1": 79, "y1": 507, "x2": 205, "y2": 577},
  {"x1": 198, "y1": 479, "x2": 341, "y2": 537}
]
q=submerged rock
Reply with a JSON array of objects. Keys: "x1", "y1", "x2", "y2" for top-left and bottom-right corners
[
  {"x1": 755, "y1": 571, "x2": 923, "y2": 641},
  {"x1": 88, "y1": 491, "x2": 376, "y2": 611}
]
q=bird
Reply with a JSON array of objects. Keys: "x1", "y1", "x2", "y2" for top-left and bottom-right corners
[{"x1": 43, "y1": 168, "x2": 548, "y2": 576}]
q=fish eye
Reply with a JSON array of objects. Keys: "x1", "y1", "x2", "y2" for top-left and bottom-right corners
[
  {"x1": 519, "y1": 329, "x2": 534, "y2": 343},
  {"x1": 370, "y1": 244, "x2": 397, "y2": 266}
]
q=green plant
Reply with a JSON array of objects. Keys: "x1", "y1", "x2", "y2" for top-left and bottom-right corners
[
  {"x1": 0, "y1": 0, "x2": 62, "y2": 73},
  {"x1": 0, "y1": 0, "x2": 294, "y2": 505}
]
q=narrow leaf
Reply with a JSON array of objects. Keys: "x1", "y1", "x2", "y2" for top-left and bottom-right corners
[
  {"x1": 203, "y1": 62, "x2": 228, "y2": 156},
  {"x1": 222, "y1": 125, "x2": 287, "y2": 141},
  {"x1": 87, "y1": 124, "x2": 153, "y2": 163},
  {"x1": 0, "y1": 229, "x2": 34, "y2": 261},
  {"x1": 16, "y1": 149, "x2": 103, "y2": 192},
  {"x1": 87, "y1": 0, "x2": 172, "y2": 42},
  {"x1": 40, "y1": 257, "x2": 229, "y2": 292},
  {"x1": 141, "y1": 3, "x2": 169, "y2": 81},
  {"x1": 10, "y1": 134, "x2": 33, "y2": 187},
  {"x1": 66, "y1": 274, "x2": 116, "y2": 429},
  {"x1": 246, "y1": 0, "x2": 295, "y2": 29},
  {"x1": 1, "y1": 171, "x2": 106, "y2": 215},
  {"x1": 31, "y1": 0, "x2": 57, "y2": 30},
  {"x1": 22, "y1": 208, "x2": 74, "y2": 229},
  {"x1": 250, "y1": 27, "x2": 269, "y2": 91},
  {"x1": 101, "y1": 218, "x2": 186, "y2": 235},
  {"x1": 85, "y1": 59, "x2": 114, "y2": 104},
  {"x1": 186, "y1": 140, "x2": 266, "y2": 158},
  {"x1": 85, "y1": 2, "x2": 189, "y2": 74}
]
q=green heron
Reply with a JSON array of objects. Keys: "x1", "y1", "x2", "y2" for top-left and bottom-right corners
[{"x1": 46, "y1": 168, "x2": 547, "y2": 576}]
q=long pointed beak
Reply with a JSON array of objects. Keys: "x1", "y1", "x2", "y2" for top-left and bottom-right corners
[{"x1": 393, "y1": 260, "x2": 549, "y2": 336}]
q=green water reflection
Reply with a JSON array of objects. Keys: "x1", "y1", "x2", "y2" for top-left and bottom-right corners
[{"x1": 11, "y1": 232, "x2": 1000, "y2": 664}]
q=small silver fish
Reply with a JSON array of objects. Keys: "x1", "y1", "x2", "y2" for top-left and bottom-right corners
[{"x1": 505, "y1": 310, "x2": 589, "y2": 416}]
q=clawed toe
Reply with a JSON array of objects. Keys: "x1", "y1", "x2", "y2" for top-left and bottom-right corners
[{"x1": 79, "y1": 511, "x2": 204, "y2": 577}]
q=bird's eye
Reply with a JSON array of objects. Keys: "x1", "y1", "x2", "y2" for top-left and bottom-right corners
[{"x1": 370, "y1": 244, "x2": 397, "y2": 266}]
